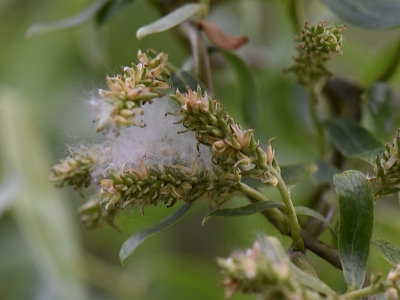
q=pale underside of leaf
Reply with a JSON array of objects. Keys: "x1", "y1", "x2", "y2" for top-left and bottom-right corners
[
  {"x1": 371, "y1": 238, "x2": 400, "y2": 266},
  {"x1": 136, "y1": 3, "x2": 206, "y2": 40},
  {"x1": 26, "y1": 0, "x2": 109, "y2": 38},
  {"x1": 321, "y1": 0, "x2": 400, "y2": 29},
  {"x1": 119, "y1": 203, "x2": 192, "y2": 266},
  {"x1": 290, "y1": 261, "x2": 336, "y2": 296}
]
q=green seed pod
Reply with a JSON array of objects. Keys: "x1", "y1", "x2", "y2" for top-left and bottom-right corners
[
  {"x1": 109, "y1": 171, "x2": 124, "y2": 184},
  {"x1": 115, "y1": 184, "x2": 128, "y2": 191}
]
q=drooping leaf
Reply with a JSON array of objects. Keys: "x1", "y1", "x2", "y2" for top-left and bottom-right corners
[
  {"x1": 221, "y1": 51, "x2": 260, "y2": 128},
  {"x1": 202, "y1": 200, "x2": 284, "y2": 225},
  {"x1": 290, "y1": 261, "x2": 336, "y2": 297},
  {"x1": 136, "y1": 3, "x2": 206, "y2": 40},
  {"x1": 324, "y1": 117, "x2": 384, "y2": 164},
  {"x1": 281, "y1": 162, "x2": 318, "y2": 185},
  {"x1": 26, "y1": 0, "x2": 109, "y2": 38},
  {"x1": 120, "y1": 203, "x2": 192, "y2": 266},
  {"x1": 320, "y1": 0, "x2": 400, "y2": 29},
  {"x1": 294, "y1": 206, "x2": 337, "y2": 239},
  {"x1": 198, "y1": 20, "x2": 248, "y2": 50},
  {"x1": 334, "y1": 170, "x2": 374, "y2": 291},
  {"x1": 203, "y1": 201, "x2": 336, "y2": 239},
  {"x1": 95, "y1": 0, "x2": 137, "y2": 25},
  {"x1": 171, "y1": 69, "x2": 207, "y2": 92},
  {"x1": 371, "y1": 238, "x2": 400, "y2": 266}
]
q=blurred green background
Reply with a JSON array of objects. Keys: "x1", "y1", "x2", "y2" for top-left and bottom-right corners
[{"x1": 1, "y1": 0, "x2": 400, "y2": 299}]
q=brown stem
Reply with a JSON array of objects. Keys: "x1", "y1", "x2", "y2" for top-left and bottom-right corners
[
  {"x1": 249, "y1": 196, "x2": 342, "y2": 270},
  {"x1": 300, "y1": 229, "x2": 342, "y2": 270}
]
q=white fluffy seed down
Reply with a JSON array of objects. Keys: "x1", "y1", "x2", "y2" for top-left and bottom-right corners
[{"x1": 83, "y1": 95, "x2": 213, "y2": 181}]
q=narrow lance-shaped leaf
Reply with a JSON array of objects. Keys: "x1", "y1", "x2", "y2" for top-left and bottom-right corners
[
  {"x1": 120, "y1": 203, "x2": 192, "y2": 266},
  {"x1": 324, "y1": 117, "x2": 384, "y2": 164},
  {"x1": 290, "y1": 261, "x2": 336, "y2": 297},
  {"x1": 26, "y1": 0, "x2": 109, "y2": 38},
  {"x1": 221, "y1": 51, "x2": 260, "y2": 128},
  {"x1": 294, "y1": 206, "x2": 337, "y2": 239},
  {"x1": 136, "y1": 3, "x2": 206, "y2": 40},
  {"x1": 371, "y1": 238, "x2": 400, "y2": 266},
  {"x1": 203, "y1": 201, "x2": 337, "y2": 240},
  {"x1": 320, "y1": 0, "x2": 400, "y2": 29},
  {"x1": 202, "y1": 200, "x2": 285, "y2": 225},
  {"x1": 334, "y1": 170, "x2": 374, "y2": 291},
  {"x1": 95, "y1": 0, "x2": 138, "y2": 25}
]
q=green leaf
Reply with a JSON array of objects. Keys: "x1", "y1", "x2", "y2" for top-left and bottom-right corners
[
  {"x1": 202, "y1": 201, "x2": 336, "y2": 239},
  {"x1": 290, "y1": 261, "x2": 336, "y2": 297},
  {"x1": 321, "y1": 0, "x2": 400, "y2": 29},
  {"x1": 26, "y1": 0, "x2": 109, "y2": 38},
  {"x1": 136, "y1": 3, "x2": 206, "y2": 40},
  {"x1": 365, "y1": 83, "x2": 393, "y2": 139},
  {"x1": 95, "y1": 0, "x2": 137, "y2": 25},
  {"x1": 294, "y1": 206, "x2": 337, "y2": 239},
  {"x1": 221, "y1": 51, "x2": 260, "y2": 128},
  {"x1": 119, "y1": 203, "x2": 192, "y2": 266},
  {"x1": 281, "y1": 162, "x2": 318, "y2": 185},
  {"x1": 324, "y1": 117, "x2": 384, "y2": 164},
  {"x1": 371, "y1": 238, "x2": 400, "y2": 266},
  {"x1": 202, "y1": 200, "x2": 285, "y2": 225},
  {"x1": 334, "y1": 170, "x2": 374, "y2": 291},
  {"x1": 171, "y1": 69, "x2": 206, "y2": 92}
]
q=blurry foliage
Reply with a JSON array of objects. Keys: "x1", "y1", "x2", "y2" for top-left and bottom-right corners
[{"x1": 2, "y1": 0, "x2": 400, "y2": 299}]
